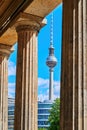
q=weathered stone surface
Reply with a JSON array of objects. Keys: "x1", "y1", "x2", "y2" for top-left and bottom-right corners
[
  {"x1": 0, "y1": 13, "x2": 46, "y2": 46},
  {"x1": 60, "y1": 0, "x2": 87, "y2": 130},
  {"x1": 0, "y1": 44, "x2": 13, "y2": 130},
  {"x1": 14, "y1": 23, "x2": 38, "y2": 130},
  {"x1": 0, "y1": 0, "x2": 61, "y2": 42}
]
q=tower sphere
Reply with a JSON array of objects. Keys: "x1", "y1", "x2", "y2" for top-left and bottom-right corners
[{"x1": 46, "y1": 54, "x2": 57, "y2": 68}]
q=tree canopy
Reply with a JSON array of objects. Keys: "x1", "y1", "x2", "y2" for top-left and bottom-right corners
[{"x1": 48, "y1": 98, "x2": 60, "y2": 130}]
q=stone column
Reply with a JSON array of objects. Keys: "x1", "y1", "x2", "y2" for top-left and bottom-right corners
[
  {"x1": 0, "y1": 44, "x2": 13, "y2": 130},
  {"x1": 14, "y1": 16, "x2": 46, "y2": 130},
  {"x1": 60, "y1": 0, "x2": 87, "y2": 130}
]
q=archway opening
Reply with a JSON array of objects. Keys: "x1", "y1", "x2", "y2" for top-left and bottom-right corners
[
  {"x1": 8, "y1": 3, "x2": 63, "y2": 130},
  {"x1": 38, "y1": 4, "x2": 62, "y2": 130}
]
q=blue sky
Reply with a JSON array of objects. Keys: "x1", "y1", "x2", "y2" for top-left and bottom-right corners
[{"x1": 8, "y1": 4, "x2": 62, "y2": 101}]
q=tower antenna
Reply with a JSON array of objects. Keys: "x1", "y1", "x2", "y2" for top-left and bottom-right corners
[{"x1": 50, "y1": 12, "x2": 53, "y2": 47}]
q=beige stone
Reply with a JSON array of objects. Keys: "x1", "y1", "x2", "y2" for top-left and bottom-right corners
[
  {"x1": 0, "y1": 44, "x2": 13, "y2": 130},
  {"x1": 0, "y1": 0, "x2": 61, "y2": 41},
  {"x1": 14, "y1": 23, "x2": 39, "y2": 130},
  {"x1": 60, "y1": 0, "x2": 87, "y2": 130}
]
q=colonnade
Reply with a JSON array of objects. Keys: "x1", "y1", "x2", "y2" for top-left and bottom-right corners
[{"x1": 0, "y1": 0, "x2": 87, "y2": 130}]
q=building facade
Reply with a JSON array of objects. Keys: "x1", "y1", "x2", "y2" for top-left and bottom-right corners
[
  {"x1": 8, "y1": 98, "x2": 15, "y2": 130},
  {"x1": 8, "y1": 98, "x2": 53, "y2": 130},
  {"x1": 38, "y1": 101, "x2": 52, "y2": 129}
]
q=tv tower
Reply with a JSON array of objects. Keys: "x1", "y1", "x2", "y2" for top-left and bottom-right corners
[{"x1": 46, "y1": 13, "x2": 57, "y2": 101}]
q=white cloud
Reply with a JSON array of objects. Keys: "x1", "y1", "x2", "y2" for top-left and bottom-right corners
[
  {"x1": 8, "y1": 77, "x2": 60, "y2": 100},
  {"x1": 54, "y1": 82, "x2": 60, "y2": 95},
  {"x1": 38, "y1": 93, "x2": 60, "y2": 102},
  {"x1": 8, "y1": 61, "x2": 16, "y2": 76},
  {"x1": 8, "y1": 83, "x2": 15, "y2": 98},
  {"x1": 38, "y1": 77, "x2": 60, "y2": 101},
  {"x1": 8, "y1": 83, "x2": 15, "y2": 88},
  {"x1": 8, "y1": 93, "x2": 15, "y2": 98},
  {"x1": 38, "y1": 94, "x2": 49, "y2": 102},
  {"x1": 38, "y1": 78, "x2": 49, "y2": 88}
]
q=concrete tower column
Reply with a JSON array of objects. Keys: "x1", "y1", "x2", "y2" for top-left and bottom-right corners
[
  {"x1": 60, "y1": 0, "x2": 87, "y2": 130},
  {"x1": 49, "y1": 68, "x2": 54, "y2": 100},
  {"x1": 0, "y1": 44, "x2": 13, "y2": 130},
  {"x1": 14, "y1": 16, "x2": 46, "y2": 130}
]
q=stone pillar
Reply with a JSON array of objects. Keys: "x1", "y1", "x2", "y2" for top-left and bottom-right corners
[
  {"x1": 0, "y1": 44, "x2": 13, "y2": 130},
  {"x1": 60, "y1": 0, "x2": 87, "y2": 130},
  {"x1": 14, "y1": 16, "x2": 46, "y2": 130}
]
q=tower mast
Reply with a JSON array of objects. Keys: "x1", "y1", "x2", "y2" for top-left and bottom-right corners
[{"x1": 46, "y1": 12, "x2": 57, "y2": 101}]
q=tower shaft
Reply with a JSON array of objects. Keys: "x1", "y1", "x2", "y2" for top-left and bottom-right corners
[{"x1": 49, "y1": 68, "x2": 54, "y2": 100}]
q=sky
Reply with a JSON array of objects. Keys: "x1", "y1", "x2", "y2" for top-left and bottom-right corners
[{"x1": 8, "y1": 4, "x2": 62, "y2": 101}]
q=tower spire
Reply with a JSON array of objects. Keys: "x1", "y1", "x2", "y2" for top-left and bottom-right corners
[
  {"x1": 50, "y1": 12, "x2": 53, "y2": 47},
  {"x1": 46, "y1": 12, "x2": 57, "y2": 101}
]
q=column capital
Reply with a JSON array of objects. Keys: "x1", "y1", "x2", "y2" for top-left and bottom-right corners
[
  {"x1": 13, "y1": 12, "x2": 47, "y2": 32},
  {"x1": 0, "y1": 44, "x2": 14, "y2": 59}
]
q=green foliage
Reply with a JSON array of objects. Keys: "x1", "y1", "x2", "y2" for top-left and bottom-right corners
[
  {"x1": 48, "y1": 98, "x2": 60, "y2": 130},
  {"x1": 38, "y1": 128, "x2": 47, "y2": 130}
]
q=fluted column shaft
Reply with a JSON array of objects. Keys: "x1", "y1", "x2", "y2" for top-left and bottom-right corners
[
  {"x1": 14, "y1": 25, "x2": 38, "y2": 130},
  {"x1": 60, "y1": 0, "x2": 87, "y2": 130},
  {"x1": 0, "y1": 44, "x2": 13, "y2": 130},
  {"x1": 0, "y1": 57, "x2": 8, "y2": 130}
]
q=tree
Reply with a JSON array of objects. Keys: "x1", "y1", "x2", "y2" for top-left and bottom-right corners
[
  {"x1": 38, "y1": 128, "x2": 47, "y2": 130},
  {"x1": 48, "y1": 98, "x2": 60, "y2": 130}
]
